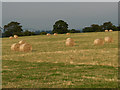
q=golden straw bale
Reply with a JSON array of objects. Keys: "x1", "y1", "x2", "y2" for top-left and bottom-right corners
[
  {"x1": 19, "y1": 43, "x2": 32, "y2": 52},
  {"x1": 14, "y1": 35, "x2": 18, "y2": 38},
  {"x1": 66, "y1": 33, "x2": 70, "y2": 35},
  {"x1": 18, "y1": 40, "x2": 26, "y2": 45},
  {"x1": 105, "y1": 30, "x2": 108, "y2": 32},
  {"x1": 109, "y1": 30, "x2": 113, "y2": 32},
  {"x1": 94, "y1": 38, "x2": 104, "y2": 45},
  {"x1": 11, "y1": 43, "x2": 20, "y2": 51},
  {"x1": 54, "y1": 33, "x2": 57, "y2": 35},
  {"x1": 66, "y1": 38, "x2": 75, "y2": 46},
  {"x1": 9, "y1": 36, "x2": 13, "y2": 39},
  {"x1": 46, "y1": 33, "x2": 51, "y2": 36},
  {"x1": 104, "y1": 37, "x2": 113, "y2": 43}
]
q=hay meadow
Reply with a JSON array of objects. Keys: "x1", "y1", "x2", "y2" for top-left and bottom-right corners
[{"x1": 2, "y1": 31, "x2": 118, "y2": 88}]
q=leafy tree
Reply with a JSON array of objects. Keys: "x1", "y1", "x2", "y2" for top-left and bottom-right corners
[
  {"x1": 4, "y1": 21, "x2": 23, "y2": 37},
  {"x1": 111, "y1": 25, "x2": 118, "y2": 31},
  {"x1": 101, "y1": 22, "x2": 119, "y2": 31},
  {"x1": 83, "y1": 27, "x2": 93, "y2": 32},
  {"x1": 39, "y1": 31, "x2": 47, "y2": 35},
  {"x1": 91, "y1": 24, "x2": 102, "y2": 32},
  {"x1": 101, "y1": 22, "x2": 113, "y2": 30},
  {"x1": 68, "y1": 29, "x2": 80, "y2": 33},
  {"x1": 23, "y1": 30, "x2": 35, "y2": 36},
  {"x1": 101, "y1": 21, "x2": 118, "y2": 31},
  {"x1": 82, "y1": 24, "x2": 101, "y2": 32},
  {"x1": 52, "y1": 20, "x2": 69, "y2": 34},
  {"x1": 117, "y1": 25, "x2": 120, "y2": 31},
  {"x1": 83, "y1": 22, "x2": 118, "y2": 32},
  {"x1": 0, "y1": 27, "x2": 2, "y2": 37}
]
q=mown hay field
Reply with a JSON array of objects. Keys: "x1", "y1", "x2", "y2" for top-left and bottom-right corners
[{"x1": 2, "y1": 31, "x2": 118, "y2": 88}]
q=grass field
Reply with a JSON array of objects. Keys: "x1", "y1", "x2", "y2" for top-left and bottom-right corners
[{"x1": 2, "y1": 31, "x2": 118, "y2": 88}]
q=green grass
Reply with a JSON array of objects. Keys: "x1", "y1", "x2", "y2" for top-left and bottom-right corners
[{"x1": 2, "y1": 31, "x2": 118, "y2": 88}]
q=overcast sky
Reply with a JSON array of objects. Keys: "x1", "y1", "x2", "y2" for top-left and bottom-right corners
[
  {"x1": 2, "y1": 2, "x2": 118, "y2": 31},
  {"x1": 0, "y1": 1, "x2": 2, "y2": 27},
  {"x1": 1, "y1": 0, "x2": 119, "y2": 2}
]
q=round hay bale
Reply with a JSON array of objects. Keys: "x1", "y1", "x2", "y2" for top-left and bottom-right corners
[
  {"x1": 109, "y1": 30, "x2": 113, "y2": 32},
  {"x1": 54, "y1": 33, "x2": 57, "y2": 35},
  {"x1": 66, "y1": 38, "x2": 75, "y2": 46},
  {"x1": 46, "y1": 33, "x2": 51, "y2": 36},
  {"x1": 19, "y1": 43, "x2": 32, "y2": 52},
  {"x1": 66, "y1": 33, "x2": 70, "y2": 35},
  {"x1": 18, "y1": 40, "x2": 26, "y2": 45},
  {"x1": 11, "y1": 43, "x2": 20, "y2": 51},
  {"x1": 9, "y1": 36, "x2": 13, "y2": 39},
  {"x1": 14, "y1": 35, "x2": 18, "y2": 38},
  {"x1": 104, "y1": 37, "x2": 113, "y2": 43},
  {"x1": 94, "y1": 38, "x2": 104, "y2": 45},
  {"x1": 105, "y1": 30, "x2": 108, "y2": 32}
]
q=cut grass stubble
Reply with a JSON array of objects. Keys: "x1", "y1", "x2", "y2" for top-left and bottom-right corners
[{"x1": 2, "y1": 31, "x2": 118, "y2": 88}]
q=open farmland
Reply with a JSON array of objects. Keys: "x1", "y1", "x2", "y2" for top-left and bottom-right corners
[{"x1": 2, "y1": 31, "x2": 118, "y2": 88}]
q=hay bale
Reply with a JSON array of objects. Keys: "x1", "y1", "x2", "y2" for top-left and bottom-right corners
[
  {"x1": 19, "y1": 43, "x2": 32, "y2": 52},
  {"x1": 66, "y1": 38, "x2": 75, "y2": 46},
  {"x1": 46, "y1": 33, "x2": 51, "y2": 36},
  {"x1": 11, "y1": 43, "x2": 20, "y2": 51},
  {"x1": 109, "y1": 29, "x2": 113, "y2": 32},
  {"x1": 18, "y1": 40, "x2": 26, "y2": 45},
  {"x1": 14, "y1": 35, "x2": 18, "y2": 38},
  {"x1": 54, "y1": 33, "x2": 57, "y2": 35},
  {"x1": 94, "y1": 38, "x2": 104, "y2": 45},
  {"x1": 66, "y1": 33, "x2": 70, "y2": 35},
  {"x1": 105, "y1": 30, "x2": 108, "y2": 32},
  {"x1": 104, "y1": 37, "x2": 113, "y2": 43},
  {"x1": 9, "y1": 36, "x2": 13, "y2": 39}
]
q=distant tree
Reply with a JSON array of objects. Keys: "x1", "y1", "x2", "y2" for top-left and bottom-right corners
[
  {"x1": 82, "y1": 27, "x2": 93, "y2": 32},
  {"x1": 68, "y1": 29, "x2": 80, "y2": 33},
  {"x1": 39, "y1": 31, "x2": 47, "y2": 35},
  {"x1": 45, "y1": 31, "x2": 51, "y2": 34},
  {"x1": 0, "y1": 27, "x2": 2, "y2": 37},
  {"x1": 111, "y1": 25, "x2": 119, "y2": 31},
  {"x1": 101, "y1": 22, "x2": 113, "y2": 30},
  {"x1": 91, "y1": 24, "x2": 102, "y2": 32},
  {"x1": 35, "y1": 30, "x2": 41, "y2": 35},
  {"x1": 31, "y1": 31, "x2": 35, "y2": 35},
  {"x1": 83, "y1": 22, "x2": 118, "y2": 32},
  {"x1": 117, "y1": 25, "x2": 120, "y2": 31},
  {"x1": 101, "y1": 21, "x2": 118, "y2": 31},
  {"x1": 83, "y1": 24, "x2": 101, "y2": 32},
  {"x1": 23, "y1": 30, "x2": 35, "y2": 36},
  {"x1": 4, "y1": 21, "x2": 23, "y2": 37},
  {"x1": 52, "y1": 20, "x2": 69, "y2": 34}
]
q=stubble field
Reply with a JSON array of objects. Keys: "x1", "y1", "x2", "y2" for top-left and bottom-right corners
[{"x1": 2, "y1": 31, "x2": 118, "y2": 88}]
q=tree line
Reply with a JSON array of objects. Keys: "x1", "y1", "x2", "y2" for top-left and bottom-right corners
[
  {"x1": 1, "y1": 20, "x2": 120, "y2": 37},
  {"x1": 83, "y1": 22, "x2": 119, "y2": 32}
]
